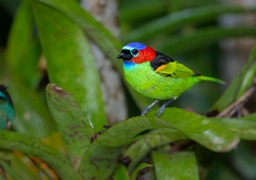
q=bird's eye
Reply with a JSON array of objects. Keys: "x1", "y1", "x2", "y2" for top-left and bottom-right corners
[{"x1": 131, "y1": 49, "x2": 139, "y2": 56}]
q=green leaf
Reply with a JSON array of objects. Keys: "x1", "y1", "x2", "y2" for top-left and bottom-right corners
[
  {"x1": 123, "y1": 128, "x2": 187, "y2": 171},
  {"x1": 78, "y1": 144, "x2": 122, "y2": 179},
  {"x1": 5, "y1": 0, "x2": 41, "y2": 88},
  {"x1": 242, "y1": 113, "x2": 256, "y2": 121},
  {"x1": 211, "y1": 117, "x2": 256, "y2": 140},
  {"x1": 78, "y1": 107, "x2": 240, "y2": 178},
  {"x1": 123, "y1": 4, "x2": 256, "y2": 42},
  {"x1": 113, "y1": 164, "x2": 129, "y2": 180},
  {"x1": 131, "y1": 162, "x2": 153, "y2": 180},
  {"x1": 46, "y1": 83, "x2": 94, "y2": 169},
  {"x1": 33, "y1": 1, "x2": 107, "y2": 132},
  {"x1": 213, "y1": 44, "x2": 256, "y2": 111},
  {"x1": 36, "y1": 0, "x2": 122, "y2": 69},
  {"x1": 157, "y1": 27, "x2": 256, "y2": 54},
  {"x1": 158, "y1": 108, "x2": 239, "y2": 152},
  {"x1": 94, "y1": 108, "x2": 239, "y2": 152},
  {"x1": 8, "y1": 79, "x2": 56, "y2": 137},
  {"x1": 4, "y1": 0, "x2": 55, "y2": 137},
  {"x1": 0, "y1": 131, "x2": 83, "y2": 180},
  {"x1": 0, "y1": 150, "x2": 37, "y2": 179},
  {"x1": 152, "y1": 151, "x2": 199, "y2": 180}
]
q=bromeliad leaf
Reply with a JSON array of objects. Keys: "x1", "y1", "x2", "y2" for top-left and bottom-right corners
[{"x1": 46, "y1": 84, "x2": 93, "y2": 169}]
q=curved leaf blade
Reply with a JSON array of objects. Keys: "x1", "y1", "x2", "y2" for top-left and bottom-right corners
[
  {"x1": 158, "y1": 27, "x2": 256, "y2": 54},
  {"x1": 153, "y1": 151, "x2": 199, "y2": 180},
  {"x1": 36, "y1": 0, "x2": 122, "y2": 69},
  {"x1": 123, "y1": 5, "x2": 256, "y2": 42},
  {"x1": 96, "y1": 108, "x2": 238, "y2": 152},
  {"x1": 46, "y1": 83, "x2": 94, "y2": 169},
  {"x1": 158, "y1": 108, "x2": 239, "y2": 152},
  {"x1": 124, "y1": 128, "x2": 187, "y2": 171},
  {"x1": 33, "y1": 1, "x2": 107, "y2": 132},
  {"x1": 213, "y1": 44, "x2": 256, "y2": 111}
]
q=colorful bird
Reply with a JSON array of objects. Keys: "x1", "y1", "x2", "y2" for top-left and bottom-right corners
[
  {"x1": 0, "y1": 85, "x2": 14, "y2": 129},
  {"x1": 117, "y1": 42, "x2": 224, "y2": 116}
]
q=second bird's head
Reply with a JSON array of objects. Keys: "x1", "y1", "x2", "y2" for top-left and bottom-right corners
[{"x1": 117, "y1": 42, "x2": 156, "y2": 64}]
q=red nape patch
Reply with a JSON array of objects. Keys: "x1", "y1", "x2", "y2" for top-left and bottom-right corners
[{"x1": 132, "y1": 46, "x2": 156, "y2": 63}]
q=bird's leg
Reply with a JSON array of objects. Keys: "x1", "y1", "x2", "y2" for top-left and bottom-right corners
[
  {"x1": 141, "y1": 100, "x2": 160, "y2": 116},
  {"x1": 156, "y1": 97, "x2": 177, "y2": 117}
]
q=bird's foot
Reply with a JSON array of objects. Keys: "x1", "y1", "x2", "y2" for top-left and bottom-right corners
[
  {"x1": 141, "y1": 100, "x2": 160, "y2": 116},
  {"x1": 156, "y1": 98, "x2": 176, "y2": 117}
]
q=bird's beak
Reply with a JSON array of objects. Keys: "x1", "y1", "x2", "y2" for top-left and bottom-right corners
[
  {"x1": 116, "y1": 52, "x2": 125, "y2": 59},
  {"x1": 117, "y1": 52, "x2": 133, "y2": 61}
]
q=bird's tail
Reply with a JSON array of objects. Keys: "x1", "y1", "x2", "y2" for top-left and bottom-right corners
[{"x1": 198, "y1": 75, "x2": 225, "y2": 84}]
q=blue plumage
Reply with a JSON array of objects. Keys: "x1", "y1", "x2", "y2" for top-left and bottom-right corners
[
  {"x1": 123, "y1": 42, "x2": 146, "y2": 51},
  {"x1": 0, "y1": 85, "x2": 14, "y2": 129}
]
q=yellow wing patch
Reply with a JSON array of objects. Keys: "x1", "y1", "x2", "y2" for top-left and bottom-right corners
[
  {"x1": 155, "y1": 61, "x2": 196, "y2": 78},
  {"x1": 155, "y1": 64, "x2": 167, "y2": 72}
]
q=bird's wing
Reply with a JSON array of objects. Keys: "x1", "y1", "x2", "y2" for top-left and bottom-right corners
[{"x1": 155, "y1": 61, "x2": 197, "y2": 78}]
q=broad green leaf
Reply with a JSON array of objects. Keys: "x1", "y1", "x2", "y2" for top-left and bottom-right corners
[
  {"x1": 79, "y1": 107, "x2": 241, "y2": 178},
  {"x1": 78, "y1": 144, "x2": 122, "y2": 179},
  {"x1": 242, "y1": 113, "x2": 256, "y2": 121},
  {"x1": 0, "y1": 131, "x2": 83, "y2": 180},
  {"x1": 0, "y1": 150, "x2": 37, "y2": 179},
  {"x1": 46, "y1": 83, "x2": 93, "y2": 169},
  {"x1": 131, "y1": 162, "x2": 153, "y2": 180},
  {"x1": 8, "y1": 79, "x2": 55, "y2": 137},
  {"x1": 158, "y1": 108, "x2": 239, "y2": 152},
  {"x1": 36, "y1": 0, "x2": 122, "y2": 69},
  {"x1": 5, "y1": 0, "x2": 41, "y2": 88},
  {"x1": 124, "y1": 128, "x2": 187, "y2": 171},
  {"x1": 95, "y1": 116, "x2": 163, "y2": 147},
  {"x1": 123, "y1": 4, "x2": 256, "y2": 42},
  {"x1": 113, "y1": 164, "x2": 129, "y2": 180},
  {"x1": 210, "y1": 117, "x2": 256, "y2": 140},
  {"x1": 96, "y1": 108, "x2": 239, "y2": 152},
  {"x1": 153, "y1": 151, "x2": 199, "y2": 180},
  {"x1": 4, "y1": 0, "x2": 55, "y2": 137},
  {"x1": 33, "y1": 1, "x2": 107, "y2": 132},
  {"x1": 77, "y1": 117, "x2": 161, "y2": 179},
  {"x1": 213, "y1": 44, "x2": 256, "y2": 111},
  {"x1": 158, "y1": 27, "x2": 256, "y2": 54}
]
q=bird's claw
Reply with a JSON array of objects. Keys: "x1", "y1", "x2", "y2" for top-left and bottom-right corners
[
  {"x1": 156, "y1": 106, "x2": 165, "y2": 117},
  {"x1": 141, "y1": 100, "x2": 160, "y2": 116}
]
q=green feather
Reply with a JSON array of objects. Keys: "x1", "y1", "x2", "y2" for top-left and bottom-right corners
[
  {"x1": 124, "y1": 61, "x2": 223, "y2": 100},
  {"x1": 156, "y1": 61, "x2": 195, "y2": 78},
  {"x1": 198, "y1": 76, "x2": 225, "y2": 84}
]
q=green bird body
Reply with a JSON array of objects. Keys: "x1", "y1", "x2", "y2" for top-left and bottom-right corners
[{"x1": 117, "y1": 42, "x2": 223, "y2": 116}]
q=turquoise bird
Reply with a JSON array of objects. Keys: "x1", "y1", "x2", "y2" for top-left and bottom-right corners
[
  {"x1": 0, "y1": 85, "x2": 14, "y2": 129},
  {"x1": 117, "y1": 42, "x2": 224, "y2": 116}
]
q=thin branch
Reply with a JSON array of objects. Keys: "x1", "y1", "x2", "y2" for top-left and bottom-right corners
[{"x1": 217, "y1": 78, "x2": 256, "y2": 118}]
